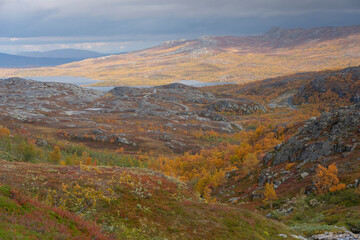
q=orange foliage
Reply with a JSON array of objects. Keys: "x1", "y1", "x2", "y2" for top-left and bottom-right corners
[
  {"x1": 315, "y1": 163, "x2": 345, "y2": 194},
  {"x1": 285, "y1": 163, "x2": 297, "y2": 170},
  {"x1": 81, "y1": 152, "x2": 97, "y2": 166},
  {"x1": 0, "y1": 126, "x2": 11, "y2": 137},
  {"x1": 150, "y1": 123, "x2": 283, "y2": 197}
]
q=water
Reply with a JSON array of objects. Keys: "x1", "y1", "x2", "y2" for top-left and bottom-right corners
[
  {"x1": 25, "y1": 76, "x2": 236, "y2": 91},
  {"x1": 27, "y1": 76, "x2": 98, "y2": 85},
  {"x1": 25, "y1": 76, "x2": 114, "y2": 91},
  {"x1": 175, "y1": 80, "x2": 236, "y2": 87}
]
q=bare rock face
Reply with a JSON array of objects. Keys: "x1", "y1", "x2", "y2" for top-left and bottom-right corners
[{"x1": 264, "y1": 104, "x2": 360, "y2": 166}]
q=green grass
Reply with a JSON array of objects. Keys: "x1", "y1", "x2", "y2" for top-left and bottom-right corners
[{"x1": 271, "y1": 189, "x2": 360, "y2": 237}]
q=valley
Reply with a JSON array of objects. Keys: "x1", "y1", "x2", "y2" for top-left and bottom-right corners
[
  {"x1": 0, "y1": 24, "x2": 360, "y2": 240},
  {"x1": 0, "y1": 62, "x2": 359, "y2": 239}
]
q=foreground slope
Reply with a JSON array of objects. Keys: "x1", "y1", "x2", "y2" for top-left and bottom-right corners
[
  {"x1": 0, "y1": 160, "x2": 296, "y2": 240},
  {"x1": 1, "y1": 25, "x2": 360, "y2": 86},
  {"x1": 0, "y1": 185, "x2": 108, "y2": 239}
]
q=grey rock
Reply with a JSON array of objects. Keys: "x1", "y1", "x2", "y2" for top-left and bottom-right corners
[
  {"x1": 301, "y1": 172, "x2": 309, "y2": 179},
  {"x1": 117, "y1": 137, "x2": 130, "y2": 145}
]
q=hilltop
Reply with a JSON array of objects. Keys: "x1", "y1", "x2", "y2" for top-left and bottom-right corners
[{"x1": 1, "y1": 25, "x2": 360, "y2": 86}]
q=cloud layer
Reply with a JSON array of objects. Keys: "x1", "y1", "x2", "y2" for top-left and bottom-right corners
[{"x1": 0, "y1": 0, "x2": 359, "y2": 53}]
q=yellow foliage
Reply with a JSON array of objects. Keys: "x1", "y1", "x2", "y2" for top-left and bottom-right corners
[
  {"x1": 48, "y1": 146, "x2": 61, "y2": 164},
  {"x1": 263, "y1": 182, "x2": 277, "y2": 203},
  {"x1": 242, "y1": 153, "x2": 259, "y2": 175}
]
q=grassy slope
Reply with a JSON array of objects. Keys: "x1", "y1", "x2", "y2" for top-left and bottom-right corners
[
  {"x1": 0, "y1": 160, "x2": 297, "y2": 240},
  {"x1": 0, "y1": 35, "x2": 359, "y2": 86},
  {"x1": 0, "y1": 185, "x2": 109, "y2": 240}
]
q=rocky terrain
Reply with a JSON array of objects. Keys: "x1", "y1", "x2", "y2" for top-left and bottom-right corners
[
  {"x1": 215, "y1": 103, "x2": 359, "y2": 200},
  {"x1": 0, "y1": 65, "x2": 359, "y2": 239},
  {"x1": 0, "y1": 78, "x2": 265, "y2": 154}
]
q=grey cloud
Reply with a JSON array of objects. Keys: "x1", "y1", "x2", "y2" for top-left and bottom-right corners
[
  {"x1": 1, "y1": 0, "x2": 359, "y2": 20},
  {"x1": 0, "y1": 0, "x2": 359, "y2": 53}
]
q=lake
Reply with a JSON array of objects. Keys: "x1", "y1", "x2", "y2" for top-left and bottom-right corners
[{"x1": 25, "y1": 76, "x2": 236, "y2": 91}]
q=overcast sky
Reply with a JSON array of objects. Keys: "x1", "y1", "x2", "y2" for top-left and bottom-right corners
[{"x1": 0, "y1": 0, "x2": 359, "y2": 54}]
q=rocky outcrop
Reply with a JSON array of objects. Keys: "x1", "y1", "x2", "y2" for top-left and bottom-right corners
[
  {"x1": 196, "y1": 110, "x2": 227, "y2": 121},
  {"x1": 207, "y1": 100, "x2": 266, "y2": 115},
  {"x1": 264, "y1": 104, "x2": 360, "y2": 166}
]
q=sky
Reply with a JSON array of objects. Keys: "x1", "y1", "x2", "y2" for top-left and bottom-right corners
[{"x1": 0, "y1": 0, "x2": 359, "y2": 54}]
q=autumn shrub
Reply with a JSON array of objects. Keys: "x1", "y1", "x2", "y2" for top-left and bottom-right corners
[
  {"x1": 48, "y1": 146, "x2": 62, "y2": 163},
  {"x1": 18, "y1": 140, "x2": 39, "y2": 162},
  {"x1": 242, "y1": 153, "x2": 259, "y2": 175},
  {"x1": 46, "y1": 182, "x2": 116, "y2": 215},
  {"x1": 263, "y1": 182, "x2": 277, "y2": 206},
  {"x1": 0, "y1": 126, "x2": 10, "y2": 137},
  {"x1": 314, "y1": 163, "x2": 345, "y2": 194},
  {"x1": 286, "y1": 162, "x2": 297, "y2": 170}
]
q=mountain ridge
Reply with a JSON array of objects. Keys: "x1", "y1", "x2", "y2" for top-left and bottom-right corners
[
  {"x1": 1, "y1": 25, "x2": 359, "y2": 86},
  {"x1": 17, "y1": 48, "x2": 105, "y2": 59}
]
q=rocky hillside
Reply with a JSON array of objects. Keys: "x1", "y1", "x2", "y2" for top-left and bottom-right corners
[
  {"x1": 264, "y1": 104, "x2": 359, "y2": 167},
  {"x1": 293, "y1": 66, "x2": 360, "y2": 106},
  {"x1": 0, "y1": 78, "x2": 265, "y2": 154},
  {"x1": 1, "y1": 25, "x2": 360, "y2": 86},
  {"x1": 215, "y1": 103, "x2": 359, "y2": 200}
]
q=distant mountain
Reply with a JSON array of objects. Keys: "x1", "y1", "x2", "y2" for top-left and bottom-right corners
[
  {"x1": 1, "y1": 25, "x2": 360, "y2": 85},
  {"x1": 0, "y1": 53, "x2": 78, "y2": 68},
  {"x1": 17, "y1": 48, "x2": 105, "y2": 59}
]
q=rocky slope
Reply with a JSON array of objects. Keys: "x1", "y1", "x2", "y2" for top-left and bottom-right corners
[
  {"x1": 259, "y1": 104, "x2": 359, "y2": 189},
  {"x1": 263, "y1": 104, "x2": 359, "y2": 167},
  {"x1": 293, "y1": 66, "x2": 360, "y2": 106}
]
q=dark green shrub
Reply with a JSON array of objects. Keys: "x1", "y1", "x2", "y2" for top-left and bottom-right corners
[
  {"x1": 316, "y1": 189, "x2": 360, "y2": 207},
  {"x1": 346, "y1": 219, "x2": 360, "y2": 233},
  {"x1": 324, "y1": 215, "x2": 339, "y2": 225}
]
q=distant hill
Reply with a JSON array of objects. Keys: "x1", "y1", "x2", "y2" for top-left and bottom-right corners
[
  {"x1": 18, "y1": 48, "x2": 105, "y2": 59},
  {"x1": 1, "y1": 25, "x2": 360, "y2": 85},
  {"x1": 0, "y1": 53, "x2": 78, "y2": 68}
]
